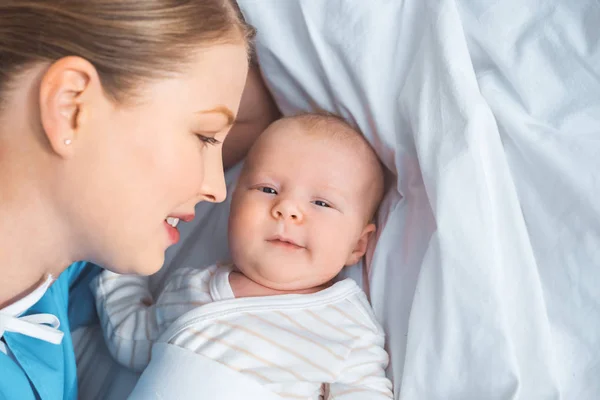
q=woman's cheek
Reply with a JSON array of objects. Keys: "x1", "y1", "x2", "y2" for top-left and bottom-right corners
[{"x1": 176, "y1": 150, "x2": 205, "y2": 196}]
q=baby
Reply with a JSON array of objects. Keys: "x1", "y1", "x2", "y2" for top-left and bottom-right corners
[{"x1": 92, "y1": 114, "x2": 392, "y2": 399}]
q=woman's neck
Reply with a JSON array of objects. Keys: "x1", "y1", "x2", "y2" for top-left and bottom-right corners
[
  {"x1": 0, "y1": 160, "x2": 71, "y2": 310},
  {"x1": 0, "y1": 206, "x2": 71, "y2": 309},
  {"x1": 0, "y1": 68, "x2": 74, "y2": 309}
]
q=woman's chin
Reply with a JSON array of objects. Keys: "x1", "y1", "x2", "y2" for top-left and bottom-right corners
[
  {"x1": 111, "y1": 253, "x2": 165, "y2": 276},
  {"x1": 139, "y1": 258, "x2": 165, "y2": 276}
]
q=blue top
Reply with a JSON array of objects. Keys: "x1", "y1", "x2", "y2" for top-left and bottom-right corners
[{"x1": 0, "y1": 262, "x2": 101, "y2": 400}]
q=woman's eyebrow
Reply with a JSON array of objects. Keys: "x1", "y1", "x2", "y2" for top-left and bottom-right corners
[{"x1": 196, "y1": 106, "x2": 236, "y2": 126}]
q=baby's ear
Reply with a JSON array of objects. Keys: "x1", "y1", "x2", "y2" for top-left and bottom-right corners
[{"x1": 345, "y1": 223, "x2": 376, "y2": 266}]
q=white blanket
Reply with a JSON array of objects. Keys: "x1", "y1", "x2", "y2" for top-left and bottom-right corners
[
  {"x1": 129, "y1": 343, "x2": 284, "y2": 400},
  {"x1": 76, "y1": 1, "x2": 600, "y2": 399},
  {"x1": 234, "y1": 0, "x2": 600, "y2": 399}
]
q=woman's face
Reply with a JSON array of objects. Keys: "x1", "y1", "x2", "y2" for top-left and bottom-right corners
[{"x1": 62, "y1": 44, "x2": 248, "y2": 275}]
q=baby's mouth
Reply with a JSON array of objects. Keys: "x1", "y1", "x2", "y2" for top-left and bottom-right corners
[{"x1": 266, "y1": 235, "x2": 305, "y2": 250}]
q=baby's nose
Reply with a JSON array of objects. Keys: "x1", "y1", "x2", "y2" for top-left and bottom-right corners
[{"x1": 271, "y1": 200, "x2": 303, "y2": 223}]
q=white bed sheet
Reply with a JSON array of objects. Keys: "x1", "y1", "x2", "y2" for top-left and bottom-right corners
[
  {"x1": 75, "y1": 1, "x2": 600, "y2": 399},
  {"x1": 236, "y1": 1, "x2": 600, "y2": 398}
]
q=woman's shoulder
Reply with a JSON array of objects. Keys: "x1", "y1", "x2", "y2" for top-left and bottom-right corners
[
  {"x1": 1, "y1": 262, "x2": 96, "y2": 400},
  {"x1": 0, "y1": 351, "x2": 37, "y2": 400}
]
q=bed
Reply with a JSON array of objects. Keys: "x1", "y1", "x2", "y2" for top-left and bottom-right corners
[{"x1": 75, "y1": 1, "x2": 600, "y2": 398}]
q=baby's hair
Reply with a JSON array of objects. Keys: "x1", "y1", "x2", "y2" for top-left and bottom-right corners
[
  {"x1": 0, "y1": 0, "x2": 254, "y2": 109},
  {"x1": 285, "y1": 112, "x2": 363, "y2": 144}
]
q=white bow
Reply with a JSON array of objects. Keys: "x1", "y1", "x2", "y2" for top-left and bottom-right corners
[{"x1": 0, "y1": 274, "x2": 64, "y2": 353}]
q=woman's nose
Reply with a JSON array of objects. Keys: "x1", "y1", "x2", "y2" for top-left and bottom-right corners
[{"x1": 197, "y1": 149, "x2": 227, "y2": 203}]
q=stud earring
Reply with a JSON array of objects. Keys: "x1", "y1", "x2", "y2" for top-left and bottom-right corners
[{"x1": 64, "y1": 139, "x2": 72, "y2": 145}]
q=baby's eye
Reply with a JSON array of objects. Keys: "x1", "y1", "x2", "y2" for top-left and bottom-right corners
[
  {"x1": 259, "y1": 187, "x2": 277, "y2": 195},
  {"x1": 313, "y1": 200, "x2": 331, "y2": 208}
]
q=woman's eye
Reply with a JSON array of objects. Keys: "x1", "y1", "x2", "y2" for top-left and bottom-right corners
[
  {"x1": 313, "y1": 200, "x2": 330, "y2": 208},
  {"x1": 197, "y1": 135, "x2": 221, "y2": 146},
  {"x1": 259, "y1": 187, "x2": 277, "y2": 195}
]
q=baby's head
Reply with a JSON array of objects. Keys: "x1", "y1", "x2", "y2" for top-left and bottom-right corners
[{"x1": 228, "y1": 113, "x2": 384, "y2": 291}]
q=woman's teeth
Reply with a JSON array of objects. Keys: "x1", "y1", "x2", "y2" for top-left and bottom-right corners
[{"x1": 166, "y1": 217, "x2": 180, "y2": 228}]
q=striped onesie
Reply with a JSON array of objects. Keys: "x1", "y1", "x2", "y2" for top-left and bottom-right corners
[{"x1": 92, "y1": 264, "x2": 393, "y2": 399}]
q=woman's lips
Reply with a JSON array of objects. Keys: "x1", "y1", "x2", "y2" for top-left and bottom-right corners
[
  {"x1": 164, "y1": 220, "x2": 180, "y2": 245},
  {"x1": 163, "y1": 213, "x2": 194, "y2": 246}
]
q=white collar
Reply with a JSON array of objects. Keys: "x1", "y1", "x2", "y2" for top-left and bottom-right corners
[
  {"x1": 0, "y1": 274, "x2": 64, "y2": 354},
  {"x1": 209, "y1": 265, "x2": 236, "y2": 301}
]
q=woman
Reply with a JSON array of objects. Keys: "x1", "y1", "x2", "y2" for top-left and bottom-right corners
[{"x1": 0, "y1": 1, "x2": 278, "y2": 398}]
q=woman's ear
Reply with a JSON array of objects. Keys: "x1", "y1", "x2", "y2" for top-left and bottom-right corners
[
  {"x1": 39, "y1": 56, "x2": 99, "y2": 157},
  {"x1": 345, "y1": 223, "x2": 376, "y2": 266}
]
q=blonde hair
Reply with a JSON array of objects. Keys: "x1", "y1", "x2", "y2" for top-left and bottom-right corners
[{"x1": 0, "y1": 0, "x2": 254, "y2": 107}]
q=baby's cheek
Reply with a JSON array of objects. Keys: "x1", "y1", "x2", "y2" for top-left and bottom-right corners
[
  {"x1": 231, "y1": 206, "x2": 262, "y2": 248},
  {"x1": 316, "y1": 235, "x2": 346, "y2": 261},
  {"x1": 236, "y1": 207, "x2": 261, "y2": 234}
]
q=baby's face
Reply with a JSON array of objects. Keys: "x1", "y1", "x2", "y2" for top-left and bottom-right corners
[{"x1": 228, "y1": 122, "x2": 377, "y2": 291}]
